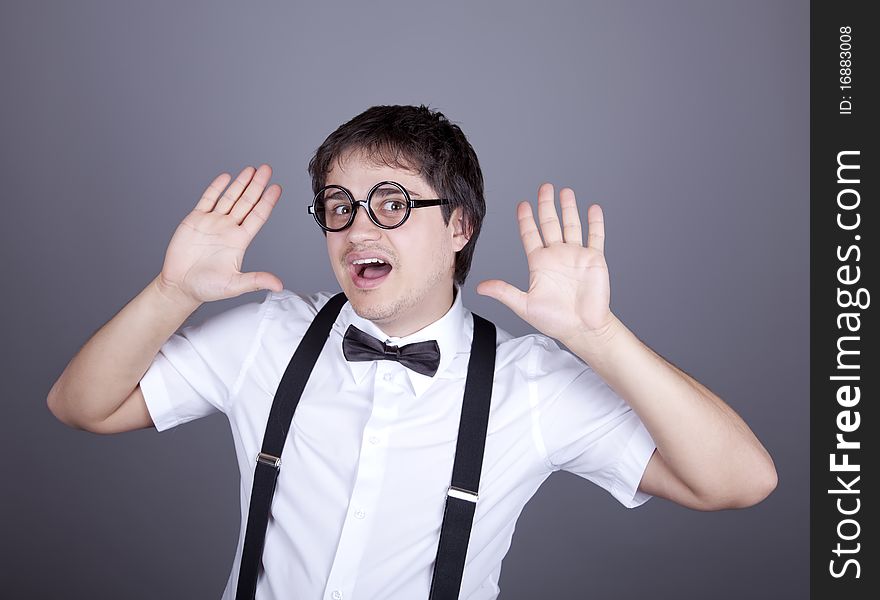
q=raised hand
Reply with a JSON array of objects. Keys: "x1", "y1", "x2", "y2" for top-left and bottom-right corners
[
  {"x1": 157, "y1": 164, "x2": 284, "y2": 307},
  {"x1": 476, "y1": 183, "x2": 615, "y2": 346}
]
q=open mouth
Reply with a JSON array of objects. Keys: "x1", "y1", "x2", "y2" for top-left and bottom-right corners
[{"x1": 349, "y1": 257, "x2": 393, "y2": 289}]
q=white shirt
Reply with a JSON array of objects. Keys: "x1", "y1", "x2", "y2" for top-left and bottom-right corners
[{"x1": 140, "y1": 285, "x2": 656, "y2": 600}]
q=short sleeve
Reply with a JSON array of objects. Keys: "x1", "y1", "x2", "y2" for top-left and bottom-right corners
[
  {"x1": 139, "y1": 293, "x2": 272, "y2": 432},
  {"x1": 532, "y1": 337, "x2": 657, "y2": 508}
]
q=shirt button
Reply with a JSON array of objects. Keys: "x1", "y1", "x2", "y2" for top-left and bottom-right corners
[
  {"x1": 383, "y1": 372, "x2": 393, "y2": 381},
  {"x1": 354, "y1": 509, "x2": 366, "y2": 519},
  {"x1": 331, "y1": 591, "x2": 343, "y2": 600},
  {"x1": 368, "y1": 436, "x2": 381, "y2": 445}
]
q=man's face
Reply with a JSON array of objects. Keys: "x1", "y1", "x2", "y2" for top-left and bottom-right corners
[{"x1": 324, "y1": 151, "x2": 469, "y2": 337}]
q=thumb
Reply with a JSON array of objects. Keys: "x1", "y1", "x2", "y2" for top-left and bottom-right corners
[
  {"x1": 476, "y1": 279, "x2": 528, "y2": 319},
  {"x1": 236, "y1": 271, "x2": 285, "y2": 295}
]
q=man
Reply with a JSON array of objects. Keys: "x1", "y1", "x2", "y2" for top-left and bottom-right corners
[{"x1": 47, "y1": 104, "x2": 777, "y2": 599}]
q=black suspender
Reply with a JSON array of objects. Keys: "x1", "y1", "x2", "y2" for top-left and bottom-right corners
[
  {"x1": 236, "y1": 291, "x2": 348, "y2": 600},
  {"x1": 235, "y1": 292, "x2": 497, "y2": 600},
  {"x1": 428, "y1": 313, "x2": 496, "y2": 600}
]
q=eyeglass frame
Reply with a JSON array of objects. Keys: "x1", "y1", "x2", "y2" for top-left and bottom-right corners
[{"x1": 307, "y1": 180, "x2": 450, "y2": 232}]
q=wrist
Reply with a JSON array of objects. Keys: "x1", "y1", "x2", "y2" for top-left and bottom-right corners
[
  {"x1": 560, "y1": 312, "x2": 625, "y2": 363},
  {"x1": 152, "y1": 274, "x2": 203, "y2": 315}
]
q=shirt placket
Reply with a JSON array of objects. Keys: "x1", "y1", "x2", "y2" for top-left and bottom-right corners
[{"x1": 323, "y1": 360, "x2": 405, "y2": 600}]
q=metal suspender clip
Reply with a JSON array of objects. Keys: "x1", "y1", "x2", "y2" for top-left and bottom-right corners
[
  {"x1": 447, "y1": 486, "x2": 478, "y2": 503},
  {"x1": 256, "y1": 452, "x2": 282, "y2": 469}
]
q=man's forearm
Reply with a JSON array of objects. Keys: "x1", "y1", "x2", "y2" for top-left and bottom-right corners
[
  {"x1": 561, "y1": 314, "x2": 776, "y2": 505},
  {"x1": 47, "y1": 275, "x2": 202, "y2": 429}
]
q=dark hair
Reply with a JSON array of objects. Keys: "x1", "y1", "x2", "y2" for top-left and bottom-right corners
[{"x1": 307, "y1": 104, "x2": 485, "y2": 286}]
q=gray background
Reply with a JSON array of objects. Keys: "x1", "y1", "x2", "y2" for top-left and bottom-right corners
[{"x1": 1, "y1": 0, "x2": 808, "y2": 598}]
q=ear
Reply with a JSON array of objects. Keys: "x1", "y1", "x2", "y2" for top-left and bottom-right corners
[{"x1": 449, "y1": 207, "x2": 471, "y2": 252}]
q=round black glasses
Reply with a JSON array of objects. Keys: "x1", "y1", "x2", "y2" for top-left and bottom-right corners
[{"x1": 308, "y1": 180, "x2": 450, "y2": 232}]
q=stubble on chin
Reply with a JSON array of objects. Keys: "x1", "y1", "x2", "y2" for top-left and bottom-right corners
[
  {"x1": 344, "y1": 246, "x2": 455, "y2": 329},
  {"x1": 349, "y1": 293, "x2": 407, "y2": 324}
]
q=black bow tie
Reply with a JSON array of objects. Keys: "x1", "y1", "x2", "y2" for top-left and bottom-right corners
[{"x1": 342, "y1": 324, "x2": 441, "y2": 377}]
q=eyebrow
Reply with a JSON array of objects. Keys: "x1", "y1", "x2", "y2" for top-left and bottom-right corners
[
  {"x1": 324, "y1": 184, "x2": 422, "y2": 198},
  {"x1": 370, "y1": 186, "x2": 422, "y2": 198},
  {"x1": 324, "y1": 189, "x2": 349, "y2": 200}
]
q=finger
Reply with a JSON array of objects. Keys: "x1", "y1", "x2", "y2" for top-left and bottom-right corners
[
  {"x1": 195, "y1": 172, "x2": 232, "y2": 212},
  {"x1": 536, "y1": 182, "x2": 563, "y2": 244},
  {"x1": 230, "y1": 164, "x2": 273, "y2": 223},
  {"x1": 586, "y1": 204, "x2": 606, "y2": 254},
  {"x1": 214, "y1": 166, "x2": 257, "y2": 215},
  {"x1": 240, "y1": 183, "x2": 282, "y2": 239},
  {"x1": 517, "y1": 201, "x2": 543, "y2": 256},
  {"x1": 559, "y1": 187, "x2": 583, "y2": 246},
  {"x1": 476, "y1": 279, "x2": 528, "y2": 320},
  {"x1": 232, "y1": 271, "x2": 285, "y2": 296}
]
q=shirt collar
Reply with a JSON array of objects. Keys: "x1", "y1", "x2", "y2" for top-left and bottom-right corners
[{"x1": 333, "y1": 284, "x2": 472, "y2": 398}]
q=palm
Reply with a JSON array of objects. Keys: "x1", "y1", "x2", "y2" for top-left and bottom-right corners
[
  {"x1": 159, "y1": 165, "x2": 284, "y2": 304},
  {"x1": 163, "y1": 210, "x2": 256, "y2": 301},
  {"x1": 477, "y1": 183, "x2": 613, "y2": 343}
]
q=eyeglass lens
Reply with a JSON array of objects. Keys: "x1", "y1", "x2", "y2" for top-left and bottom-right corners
[{"x1": 314, "y1": 183, "x2": 409, "y2": 229}]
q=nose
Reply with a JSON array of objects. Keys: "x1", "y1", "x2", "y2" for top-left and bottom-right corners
[{"x1": 345, "y1": 201, "x2": 382, "y2": 242}]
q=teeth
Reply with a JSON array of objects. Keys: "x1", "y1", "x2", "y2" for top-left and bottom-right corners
[{"x1": 352, "y1": 258, "x2": 387, "y2": 265}]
